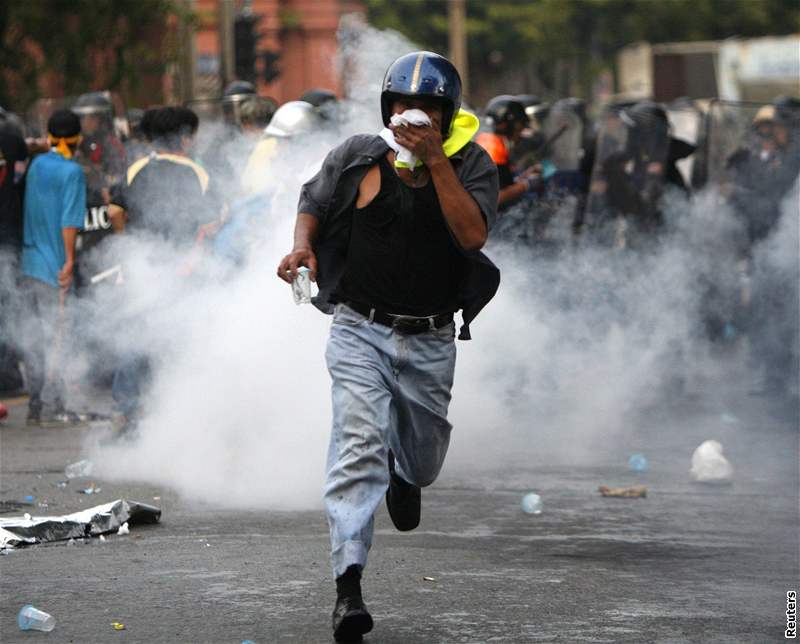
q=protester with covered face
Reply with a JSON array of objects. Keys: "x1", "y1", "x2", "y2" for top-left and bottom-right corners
[
  {"x1": 19, "y1": 109, "x2": 85, "y2": 425},
  {"x1": 277, "y1": 51, "x2": 498, "y2": 642},
  {"x1": 108, "y1": 105, "x2": 220, "y2": 438}
]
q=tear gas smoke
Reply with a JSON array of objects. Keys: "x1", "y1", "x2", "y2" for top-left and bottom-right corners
[{"x1": 3, "y1": 20, "x2": 795, "y2": 510}]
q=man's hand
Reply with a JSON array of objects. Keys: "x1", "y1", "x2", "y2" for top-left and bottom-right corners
[
  {"x1": 277, "y1": 247, "x2": 318, "y2": 284},
  {"x1": 58, "y1": 261, "x2": 74, "y2": 291},
  {"x1": 390, "y1": 124, "x2": 446, "y2": 167}
]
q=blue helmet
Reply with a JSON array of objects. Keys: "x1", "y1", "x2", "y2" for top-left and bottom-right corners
[{"x1": 381, "y1": 51, "x2": 462, "y2": 136}]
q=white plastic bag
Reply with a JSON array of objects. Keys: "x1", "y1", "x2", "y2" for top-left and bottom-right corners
[{"x1": 690, "y1": 440, "x2": 733, "y2": 483}]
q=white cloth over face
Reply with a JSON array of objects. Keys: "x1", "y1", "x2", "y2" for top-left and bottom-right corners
[{"x1": 378, "y1": 108, "x2": 432, "y2": 168}]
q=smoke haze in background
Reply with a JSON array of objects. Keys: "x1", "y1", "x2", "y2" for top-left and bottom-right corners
[{"x1": 26, "y1": 19, "x2": 787, "y2": 509}]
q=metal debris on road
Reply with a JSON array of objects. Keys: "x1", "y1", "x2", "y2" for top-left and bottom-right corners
[
  {"x1": 0, "y1": 499, "x2": 161, "y2": 549},
  {"x1": 598, "y1": 484, "x2": 648, "y2": 498}
]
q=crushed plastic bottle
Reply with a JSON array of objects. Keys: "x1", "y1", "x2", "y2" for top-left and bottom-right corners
[
  {"x1": 64, "y1": 459, "x2": 93, "y2": 479},
  {"x1": 521, "y1": 493, "x2": 543, "y2": 515},
  {"x1": 628, "y1": 453, "x2": 649, "y2": 473},
  {"x1": 18, "y1": 605, "x2": 56, "y2": 632},
  {"x1": 290, "y1": 266, "x2": 312, "y2": 304}
]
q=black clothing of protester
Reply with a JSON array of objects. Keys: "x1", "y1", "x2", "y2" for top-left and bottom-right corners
[
  {"x1": 336, "y1": 157, "x2": 466, "y2": 316},
  {"x1": 0, "y1": 124, "x2": 28, "y2": 393},
  {"x1": 112, "y1": 152, "x2": 216, "y2": 243},
  {"x1": 298, "y1": 134, "x2": 499, "y2": 340},
  {"x1": 0, "y1": 125, "x2": 28, "y2": 249}
]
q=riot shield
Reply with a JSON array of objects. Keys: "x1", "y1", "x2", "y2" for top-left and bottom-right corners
[
  {"x1": 541, "y1": 102, "x2": 583, "y2": 174},
  {"x1": 584, "y1": 106, "x2": 670, "y2": 247},
  {"x1": 705, "y1": 99, "x2": 800, "y2": 247},
  {"x1": 524, "y1": 103, "x2": 587, "y2": 249},
  {"x1": 703, "y1": 100, "x2": 765, "y2": 189}
]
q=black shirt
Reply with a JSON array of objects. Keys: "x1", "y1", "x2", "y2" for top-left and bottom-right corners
[
  {"x1": 0, "y1": 126, "x2": 28, "y2": 248},
  {"x1": 298, "y1": 134, "x2": 500, "y2": 340},
  {"x1": 112, "y1": 152, "x2": 218, "y2": 244},
  {"x1": 337, "y1": 157, "x2": 465, "y2": 316}
]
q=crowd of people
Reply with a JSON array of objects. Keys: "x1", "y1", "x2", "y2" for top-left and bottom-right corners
[
  {"x1": 0, "y1": 50, "x2": 797, "y2": 642},
  {"x1": 0, "y1": 69, "x2": 798, "y2": 432}
]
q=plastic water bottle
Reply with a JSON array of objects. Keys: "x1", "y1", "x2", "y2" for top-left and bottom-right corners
[
  {"x1": 521, "y1": 493, "x2": 543, "y2": 514},
  {"x1": 64, "y1": 459, "x2": 93, "y2": 479},
  {"x1": 18, "y1": 605, "x2": 55, "y2": 632},
  {"x1": 628, "y1": 453, "x2": 648, "y2": 473},
  {"x1": 290, "y1": 267, "x2": 312, "y2": 304}
]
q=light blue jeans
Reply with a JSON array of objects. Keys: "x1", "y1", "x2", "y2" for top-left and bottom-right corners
[{"x1": 324, "y1": 303, "x2": 457, "y2": 579}]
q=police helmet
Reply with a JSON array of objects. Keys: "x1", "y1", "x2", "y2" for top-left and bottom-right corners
[
  {"x1": 223, "y1": 80, "x2": 256, "y2": 100},
  {"x1": 773, "y1": 96, "x2": 800, "y2": 127},
  {"x1": 484, "y1": 95, "x2": 527, "y2": 133},
  {"x1": 263, "y1": 101, "x2": 321, "y2": 138},
  {"x1": 515, "y1": 94, "x2": 541, "y2": 109},
  {"x1": 621, "y1": 101, "x2": 669, "y2": 134},
  {"x1": 72, "y1": 91, "x2": 113, "y2": 116},
  {"x1": 299, "y1": 88, "x2": 337, "y2": 109},
  {"x1": 381, "y1": 51, "x2": 462, "y2": 136}
]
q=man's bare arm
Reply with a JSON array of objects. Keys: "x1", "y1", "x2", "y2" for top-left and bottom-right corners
[
  {"x1": 108, "y1": 204, "x2": 127, "y2": 233},
  {"x1": 392, "y1": 124, "x2": 487, "y2": 251},
  {"x1": 277, "y1": 212, "x2": 320, "y2": 283},
  {"x1": 59, "y1": 227, "x2": 79, "y2": 290}
]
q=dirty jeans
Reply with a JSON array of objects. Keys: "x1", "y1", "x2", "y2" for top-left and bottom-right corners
[
  {"x1": 21, "y1": 277, "x2": 66, "y2": 413},
  {"x1": 324, "y1": 303, "x2": 457, "y2": 579}
]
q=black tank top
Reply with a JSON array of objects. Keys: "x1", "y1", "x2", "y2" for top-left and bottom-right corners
[{"x1": 336, "y1": 156, "x2": 465, "y2": 316}]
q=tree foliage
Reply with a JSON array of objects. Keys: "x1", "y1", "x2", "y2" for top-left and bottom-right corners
[
  {"x1": 365, "y1": 0, "x2": 800, "y2": 102},
  {"x1": 0, "y1": 0, "x2": 183, "y2": 112}
]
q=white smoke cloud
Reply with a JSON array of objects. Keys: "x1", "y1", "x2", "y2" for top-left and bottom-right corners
[{"x1": 59, "y1": 19, "x2": 796, "y2": 510}]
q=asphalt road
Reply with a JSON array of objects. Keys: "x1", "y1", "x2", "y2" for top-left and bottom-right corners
[{"x1": 0, "y1": 389, "x2": 797, "y2": 644}]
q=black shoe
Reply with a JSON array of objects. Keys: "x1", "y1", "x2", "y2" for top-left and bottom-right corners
[
  {"x1": 26, "y1": 407, "x2": 41, "y2": 426},
  {"x1": 332, "y1": 594, "x2": 373, "y2": 642},
  {"x1": 385, "y1": 450, "x2": 421, "y2": 531}
]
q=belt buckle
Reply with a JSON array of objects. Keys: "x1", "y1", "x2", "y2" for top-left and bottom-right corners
[{"x1": 391, "y1": 315, "x2": 432, "y2": 335}]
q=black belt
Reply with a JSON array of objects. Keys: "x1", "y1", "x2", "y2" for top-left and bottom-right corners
[{"x1": 346, "y1": 301, "x2": 453, "y2": 335}]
